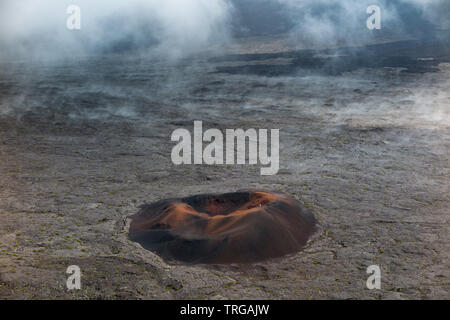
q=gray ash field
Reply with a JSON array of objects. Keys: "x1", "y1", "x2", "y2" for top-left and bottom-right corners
[{"x1": 0, "y1": 35, "x2": 449, "y2": 299}]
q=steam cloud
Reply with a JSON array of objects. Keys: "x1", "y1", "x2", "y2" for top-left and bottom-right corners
[
  {"x1": 0, "y1": 0, "x2": 448, "y2": 59},
  {"x1": 234, "y1": 0, "x2": 449, "y2": 48},
  {"x1": 0, "y1": 0, "x2": 232, "y2": 59}
]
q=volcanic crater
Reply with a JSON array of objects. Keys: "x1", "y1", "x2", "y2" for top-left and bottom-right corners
[{"x1": 129, "y1": 190, "x2": 317, "y2": 264}]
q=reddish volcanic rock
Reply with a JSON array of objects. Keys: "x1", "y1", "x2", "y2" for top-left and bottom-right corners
[{"x1": 129, "y1": 190, "x2": 317, "y2": 264}]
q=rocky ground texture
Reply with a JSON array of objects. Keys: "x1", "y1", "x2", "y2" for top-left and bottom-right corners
[{"x1": 0, "y1": 38, "x2": 449, "y2": 299}]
